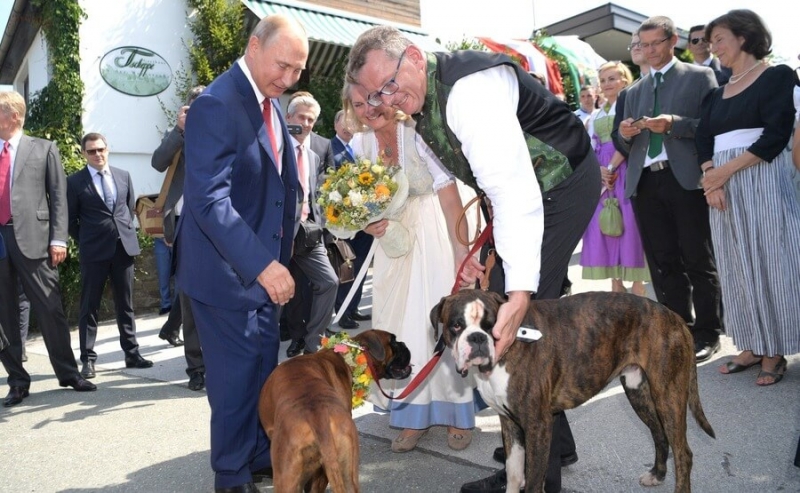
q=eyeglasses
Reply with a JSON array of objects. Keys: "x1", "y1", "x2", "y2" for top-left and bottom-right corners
[
  {"x1": 85, "y1": 148, "x2": 107, "y2": 155},
  {"x1": 627, "y1": 42, "x2": 641, "y2": 51},
  {"x1": 639, "y1": 37, "x2": 670, "y2": 50},
  {"x1": 690, "y1": 37, "x2": 707, "y2": 45},
  {"x1": 367, "y1": 50, "x2": 406, "y2": 107}
]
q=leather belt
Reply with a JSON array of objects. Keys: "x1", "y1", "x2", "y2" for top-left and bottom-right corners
[{"x1": 645, "y1": 160, "x2": 670, "y2": 172}]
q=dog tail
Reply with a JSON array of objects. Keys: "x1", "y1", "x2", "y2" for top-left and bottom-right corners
[{"x1": 688, "y1": 363, "x2": 716, "y2": 439}]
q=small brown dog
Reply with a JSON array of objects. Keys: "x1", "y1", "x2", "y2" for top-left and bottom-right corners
[{"x1": 259, "y1": 329, "x2": 411, "y2": 493}]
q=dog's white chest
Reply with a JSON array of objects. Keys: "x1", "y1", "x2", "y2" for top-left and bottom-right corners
[{"x1": 474, "y1": 366, "x2": 511, "y2": 416}]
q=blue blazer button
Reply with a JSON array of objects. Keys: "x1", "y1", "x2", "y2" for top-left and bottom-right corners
[
  {"x1": 275, "y1": 200, "x2": 282, "y2": 207},
  {"x1": 273, "y1": 234, "x2": 280, "y2": 240}
]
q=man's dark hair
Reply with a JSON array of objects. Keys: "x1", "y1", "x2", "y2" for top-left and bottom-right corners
[
  {"x1": 639, "y1": 16, "x2": 676, "y2": 39},
  {"x1": 81, "y1": 132, "x2": 107, "y2": 150},
  {"x1": 689, "y1": 25, "x2": 706, "y2": 35},
  {"x1": 705, "y1": 9, "x2": 772, "y2": 59}
]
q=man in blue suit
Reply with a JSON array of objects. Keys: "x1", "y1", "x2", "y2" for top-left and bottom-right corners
[{"x1": 175, "y1": 14, "x2": 308, "y2": 493}]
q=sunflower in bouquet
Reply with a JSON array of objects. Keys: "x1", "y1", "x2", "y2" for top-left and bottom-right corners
[{"x1": 317, "y1": 156, "x2": 408, "y2": 241}]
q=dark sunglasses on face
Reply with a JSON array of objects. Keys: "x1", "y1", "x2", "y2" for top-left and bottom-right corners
[
  {"x1": 85, "y1": 148, "x2": 106, "y2": 156},
  {"x1": 690, "y1": 37, "x2": 707, "y2": 45}
]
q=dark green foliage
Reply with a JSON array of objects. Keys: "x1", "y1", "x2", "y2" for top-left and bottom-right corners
[{"x1": 186, "y1": 0, "x2": 247, "y2": 86}]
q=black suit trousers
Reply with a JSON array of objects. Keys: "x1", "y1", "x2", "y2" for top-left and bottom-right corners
[
  {"x1": 631, "y1": 168, "x2": 721, "y2": 343},
  {"x1": 0, "y1": 224, "x2": 80, "y2": 387},
  {"x1": 78, "y1": 240, "x2": 139, "y2": 362}
]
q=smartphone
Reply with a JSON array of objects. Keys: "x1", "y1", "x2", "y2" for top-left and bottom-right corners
[
  {"x1": 631, "y1": 117, "x2": 647, "y2": 130},
  {"x1": 287, "y1": 124, "x2": 303, "y2": 135},
  {"x1": 516, "y1": 325, "x2": 543, "y2": 343}
]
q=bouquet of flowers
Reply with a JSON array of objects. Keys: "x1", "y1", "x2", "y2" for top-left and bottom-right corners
[{"x1": 317, "y1": 156, "x2": 410, "y2": 256}]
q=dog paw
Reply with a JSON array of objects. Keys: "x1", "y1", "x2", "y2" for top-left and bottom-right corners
[{"x1": 639, "y1": 471, "x2": 663, "y2": 487}]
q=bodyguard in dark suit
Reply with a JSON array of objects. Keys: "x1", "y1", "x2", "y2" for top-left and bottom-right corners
[
  {"x1": 283, "y1": 94, "x2": 338, "y2": 357},
  {"x1": 687, "y1": 24, "x2": 732, "y2": 86},
  {"x1": 175, "y1": 15, "x2": 306, "y2": 492},
  {"x1": 619, "y1": 16, "x2": 722, "y2": 362},
  {"x1": 0, "y1": 91, "x2": 95, "y2": 407},
  {"x1": 67, "y1": 133, "x2": 152, "y2": 379}
]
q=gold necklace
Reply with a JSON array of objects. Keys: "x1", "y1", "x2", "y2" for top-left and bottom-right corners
[{"x1": 728, "y1": 61, "x2": 762, "y2": 84}]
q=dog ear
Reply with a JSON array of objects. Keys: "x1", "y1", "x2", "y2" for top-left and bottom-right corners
[
  {"x1": 360, "y1": 331, "x2": 386, "y2": 362},
  {"x1": 429, "y1": 296, "x2": 447, "y2": 339}
]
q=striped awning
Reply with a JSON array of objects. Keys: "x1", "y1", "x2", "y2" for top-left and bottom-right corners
[{"x1": 241, "y1": 0, "x2": 443, "y2": 51}]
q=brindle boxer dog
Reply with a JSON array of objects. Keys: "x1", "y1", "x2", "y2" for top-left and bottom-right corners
[
  {"x1": 430, "y1": 289, "x2": 715, "y2": 493},
  {"x1": 259, "y1": 329, "x2": 411, "y2": 493}
]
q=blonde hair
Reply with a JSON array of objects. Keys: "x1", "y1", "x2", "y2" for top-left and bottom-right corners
[
  {"x1": 0, "y1": 91, "x2": 26, "y2": 128},
  {"x1": 340, "y1": 81, "x2": 409, "y2": 133},
  {"x1": 597, "y1": 61, "x2": 633, "y2": 87}
]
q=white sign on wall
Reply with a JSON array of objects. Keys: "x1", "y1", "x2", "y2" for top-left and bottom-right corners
[{"x1": 99, "y1": 46, "x2": 172, "y2": 97}]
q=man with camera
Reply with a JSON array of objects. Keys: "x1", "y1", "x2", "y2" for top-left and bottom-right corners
[{"x1": 283, "y1": 93, "x2": 338, "y2": 357}]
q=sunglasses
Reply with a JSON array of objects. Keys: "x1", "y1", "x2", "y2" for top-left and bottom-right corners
[
  {"x1": 85, "y1": 147, "x2": 107, "y2": 156},
  {"x1": 690, "y1": 37, "x2": 707, "y2": 45}
]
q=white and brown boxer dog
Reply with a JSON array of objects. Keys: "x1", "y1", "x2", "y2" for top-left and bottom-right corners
[
  {"x1": 259, "y1": 329, "x2": 411, "y2": 493},
  {"x1": 430, "y1": 289, "x2": 715, "y2": 493}
]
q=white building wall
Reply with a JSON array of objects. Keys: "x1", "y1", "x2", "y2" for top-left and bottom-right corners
[
  {"x1": 11, "y1": 30, "x2": 48, "y2": 97},
  {"x1": 79, "y1": 0, "x2": 193, "y2": 196}
]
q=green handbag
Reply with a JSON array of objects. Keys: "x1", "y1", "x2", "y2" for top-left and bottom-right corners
[{"x1": 599, "y1": 198, "x2": 624, "y2": 237}]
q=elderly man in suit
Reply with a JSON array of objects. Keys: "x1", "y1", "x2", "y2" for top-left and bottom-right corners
[
  {"x1": 283, "y1": 93, "x2": 338, "y2": 358},
  {"x1": 67, "y1": 133, "x2": 152, "y2": 379},
  {"x1": 687, "y1": 24, "x2": 731, "y2": 86},
  {"x1": 176, "y1": 14, "x2": 306, "y2": 492},
  {"x1": 618, "y1": 16, "x2": 722, "y2": 363},
  {"x1": 0, "y1": 91, "x2": 96, "y2": 407}
]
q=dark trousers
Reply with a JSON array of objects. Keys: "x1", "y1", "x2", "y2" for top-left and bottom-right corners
[
  {"x1": 482, "y1": 157, "x2": 600, "y2": 492},
  {"x1": 335, "y1": 232, "x2": 373, "y2": 314},
  {"x1": 0, "y1": 224, "x2": 80, "y2": 387},
  {"x1": 286, "y1": 242, "x2": 338, "y2": 350},
  {"x1": 190, "y1": 297, "x2": 279, "y2": 488},
  {"x1": 159, "y1": 292, "x2": 204, "y2": 375},
  {"x1": 631, "y1": 167, "x2": 722, "y2": 344},
  {"x1": 78, "y1": 240, "x2": 139, "y2": 363}
]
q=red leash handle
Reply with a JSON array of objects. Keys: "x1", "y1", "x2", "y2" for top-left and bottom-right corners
[{"x1": 370, "y1": 221, "x2": 494, "y2": 402}]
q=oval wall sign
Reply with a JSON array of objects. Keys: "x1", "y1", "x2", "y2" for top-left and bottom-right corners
[{"x1": 99, "y1": 46, "x2": 173, "y2": 97}]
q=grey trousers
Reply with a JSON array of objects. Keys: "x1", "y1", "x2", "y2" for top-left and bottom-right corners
[{"x1": 288, "y1": 242, "x2": 338, "y2": 351}]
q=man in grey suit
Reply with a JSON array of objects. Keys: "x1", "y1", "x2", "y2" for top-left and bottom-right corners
[
  {"x1": 67, "y1": 133, "x2": 152, "y2": 379},
  {"x1": 151, "y1": 86, "x2": 207, "y2": 391},
  {"x1": 0, "y1": 91, "x2": 96, "y2": 407},
  {"x1": 283, "y1": 94, "x2": 337, "y2": 357},
  {"x1": 618, "y1": 16, "x2": 722, "y2": 362}
]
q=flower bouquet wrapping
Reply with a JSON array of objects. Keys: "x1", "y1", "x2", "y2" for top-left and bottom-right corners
[{"x1": 317, "y1": 156, "x2": 411, "y2": 257}]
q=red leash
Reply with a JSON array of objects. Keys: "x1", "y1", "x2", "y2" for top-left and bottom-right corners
[{"x1": 369, "y1": 221, "x2": 494, "y2": 401}]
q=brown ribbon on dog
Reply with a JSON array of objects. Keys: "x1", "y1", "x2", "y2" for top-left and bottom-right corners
[{"x1": 369, "y1": 220, "x2": 495, "y2": 401}]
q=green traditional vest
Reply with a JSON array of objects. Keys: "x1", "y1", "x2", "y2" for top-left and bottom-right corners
[{"x1": 413, "y1": 53, "x2": 576, "y2": 194}]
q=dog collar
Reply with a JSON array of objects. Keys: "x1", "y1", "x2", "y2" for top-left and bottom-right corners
[{"x1": 321, "y1": 332, "x2": 373, "y2": 408}]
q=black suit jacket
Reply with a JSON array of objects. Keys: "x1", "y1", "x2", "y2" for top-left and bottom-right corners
[
  {"x1": 67, "y1": 165, "x2": 141, "y2": 261},
  {"x1": 331, "y1": 135, "x2": 354, "y2": 169},
  {"x1": 708, "y1": 57, "x2": 732, "y2": 86},
  {"x1": 309, "y1": 132, "x2": 334, "y2": 175}
]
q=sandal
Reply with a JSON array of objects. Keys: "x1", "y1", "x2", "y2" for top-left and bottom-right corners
[
  {"x1": 391, "y1": 428, "x2": 428, "y2": 453},
  {"x1": 756, "y1": 357, "x2": 787, "y2": 386},
  {"x1": 719, "y1": 355, "x2": 762, "y2": 374},
  {"x1": 447, "y1": 427, "x2": 473, "y2": 451}
]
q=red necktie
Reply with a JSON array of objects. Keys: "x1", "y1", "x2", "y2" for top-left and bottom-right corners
[
  {"x1": 262, "y1": 99, "x2": 281, "y2": 173},
  {"x1": 0, "y1": 142, "x2": 11, "y2": 225},
  {"x1": 296, "y1": 144, "x2": 309, "y2": 222}
]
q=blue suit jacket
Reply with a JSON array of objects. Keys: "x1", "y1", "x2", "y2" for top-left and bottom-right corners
[{"x1": 176, "y1": 62, "x2": 299, "y2": 311}]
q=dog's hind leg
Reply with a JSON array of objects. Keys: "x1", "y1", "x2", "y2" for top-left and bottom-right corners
[
  {"x1": 621, "y1": 372, "x2": 669, "y2": 487},
  {"x1": 651, "y1": 379, "x2": 693, "y2": 493}
]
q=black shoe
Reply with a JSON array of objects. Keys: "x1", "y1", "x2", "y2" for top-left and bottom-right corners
[
  {"x1": 338, "y1": 315, "x2": 359, "y2": 329},
  {"x1": 159, "y1": 332, "x2": 184, "y2": 347},
  {"x1": 158, "y1": 306, "x2": 171, "y2": 315},
  {"x1": 695, "y1": 339, "x2": 721, "y2": 363},
  {"x1": 59, "y1": 376, "x2": 97, "y2": 392},
  {"x1": 3, "y1": 386, "x2": 30, "y2": 407},
  {"x1": 350, "y1": 310, "x2": 372, "y2": 321},
  {"x1": 325, "y1": 328, "x2": 340, "y2": 337},
  {"x1": 125, "y1": 353, "x2": 154, "y2": 369},
  {"x1": 81, "y1": 361, "x2": 96, "y2": 379},
  {"x1": 493, "y1": 446, "x2": 579, "y2": 467},
  {"x1": 215, "y1": 482, "x2": 258, "y2": 493},
  {"x1": 286, "y1": 339, "x2": 306, "y2": 358},
  {"x1": 461, "y1": 469, "x2": 520, "y2": 493},
  {"x1": 188, "y1": 371, "x2": 205, "y2": 391},
  {"x1": 252, "y1": 466, "x2": 273, "y2": 482}
]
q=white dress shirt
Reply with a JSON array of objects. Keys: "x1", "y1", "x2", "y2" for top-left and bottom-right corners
[
  {"x1": 446, "y1": 65, "x2": 543, "y2": 293},
  {"x1": 88, "y1": 165, "x2": 117, "y2": 204}
]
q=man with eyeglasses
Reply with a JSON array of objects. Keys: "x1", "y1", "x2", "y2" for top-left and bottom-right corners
[
  {"x1": 0, "y1": 91, "x2": 96, "y2": 408},
  {"x1": 347, "y1": 25, "x2": 601, "y2": 493},
  {"x1": 67, "y1": 133, "x2": 153, "y2": 379},
  {"x1": 687, "y1": 24, "x2": 731, "y2": 85},
  {"x1": 618, "y1": 16, "x2": 722, "y2": 364}
]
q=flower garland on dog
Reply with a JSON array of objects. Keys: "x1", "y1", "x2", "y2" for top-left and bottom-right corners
[{"x1": 320, "y1": 332, "x2": 373, "y2": 408}]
